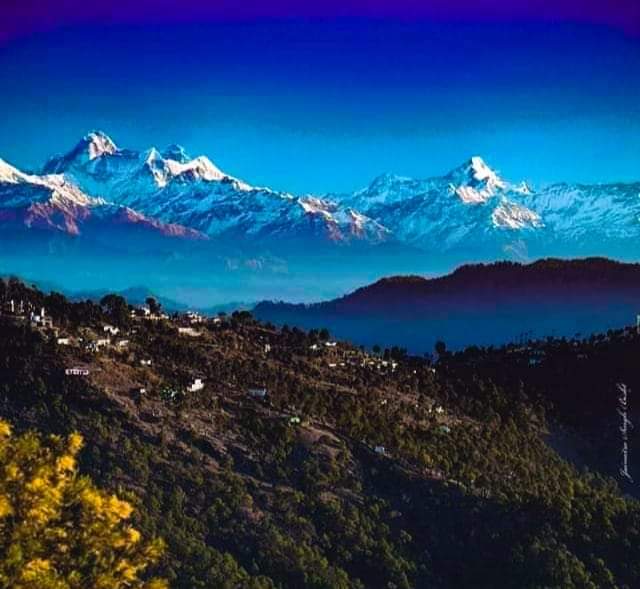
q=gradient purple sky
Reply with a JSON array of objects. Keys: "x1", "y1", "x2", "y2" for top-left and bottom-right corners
[
  {"x1": 2, "y1": 0, "x2": 639, "y2": 44},
  {"x1": 1, "y1": 1, "x2": 639, "y2": 193}
]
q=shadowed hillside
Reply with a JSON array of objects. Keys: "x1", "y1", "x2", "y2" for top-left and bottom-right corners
[
  {"x1": 1, "y1": 278, "x2": 640, "y2": 587},
  {"x1": 255, "y1": 258, "x2": 640, "y2": 352}
]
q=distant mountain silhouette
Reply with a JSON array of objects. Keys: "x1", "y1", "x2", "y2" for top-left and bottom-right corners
[{"x1": 254, "y1": 258, "x2": 640, "y2": 352}]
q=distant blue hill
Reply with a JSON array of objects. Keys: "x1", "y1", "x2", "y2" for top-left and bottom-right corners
[{"x1": 254, "y1": 258, "x2": 640, "y2": 353}]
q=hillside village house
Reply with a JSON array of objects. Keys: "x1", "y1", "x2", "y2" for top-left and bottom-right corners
[
  {"x1": 103, "y1": 324, "x2": 120, "y2": 335},
  {"x1": 140, "y1": 359, "x2": 152, "y2": 366},
  {"x1": 65, "y1": 367, "x2": 90, "y2": 376},
  {"x1": 178, "y1": 327, "x2": 201, "y2": 337},
  {"x1": 2, "y1": 299, "x2": 15, "y2": 314},
  {"x1": 131, "y1": 306, "x2": 168, "y2": 320},
  {"x1": 186, "y1": 311, "x2": 204, "y2": 324},
  {"x1": 56, "y1": 337, "x2": 71, "y2": 346},
  {"x1": 115, "y1": 339, "x2": 129, "y2": 349},
  {"x1": 86, "y1": 338, "x2": 110, "y2": 352},
  {"x1": 187, "y1": 378, "x2": 205, "y2": 393},
  {"x1": 3, "y1": 299, "x2": 25, "y2": 316},
  {"x1": 30, "y1": 307, "x2": 53, "y2": 329},
  {"x1": 325, "y1": 341, "x2": 337, "y2": 348}
]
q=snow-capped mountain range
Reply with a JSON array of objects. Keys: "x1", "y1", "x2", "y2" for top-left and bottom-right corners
[
  {"x1": 0, "y1": 155, "x2": 205, "y2": 240},
  {"x1": 40, "y1": 132, "x2": 389, "y2": 246},
  {"x1": 2, "y1": 130, "x2": 640, "y2": 261}
]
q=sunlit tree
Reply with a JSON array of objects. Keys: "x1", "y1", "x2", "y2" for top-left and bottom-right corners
[{"x1": 0, "y1": 420, "x2": 167, "y2": 589}]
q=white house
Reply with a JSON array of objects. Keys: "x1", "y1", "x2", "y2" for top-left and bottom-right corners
[
  {"x1": 103, "y1": 325, "x2": 120, "y2": 335},
  {"x1": 178, "y1": 327, "x2": 201, "y2": 337},
  {"x1": 87, "y1": 338, "x2": 110, "y2": 352},
  {"x1": 65, "y1": 367, "x2": 90, "y2": 376},
  {"x1": 374, "y1": 446, "x2": 386, "y2": 455},
  {"x1": 115, "y1": 339, "x2": 129, "y2": 349},
  {"x1": 187, "y1": 378, "x2": 205, "y2": 393},
  {"x1": 140, "y1": 359, "x2": 152, "y2": 366},
  {"x1": 56, "y1": 337, "x2": 71, "y2": 346},
  {"x1": 435, "y1": 406, "x2": 445, "y2": 415},
  {"x1": 325, "y1": 341, "x2": 337, "y2": 348},
  {"x1": 186, "y1": 311, "x2": 204, "y2": 324},
  {"x1": 30, "y1": 307, "x2": 53, "y2": 329}
]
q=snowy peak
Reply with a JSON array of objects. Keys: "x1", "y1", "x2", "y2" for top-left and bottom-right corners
[
  {"x1": 491, "y1": 199, "x2": 543, "y2": 230},
  {"x1": 0, "y1": 158, "x2": 27, "y2": 183},
  {"x1": 83, "y1": 131, "x2": 118, "y2": 160},
  {"x1": 162, "y1": 144, "x2": 190, "y2": 163},
  {"x1": 468, "y1": 156, "x2": 502, "y2": 183},
  {"x1": 1, "y1": 156, "x2": 107, "y2": 209},
  {"x1": 46, "y1": 131, "x2": 242, "y2": 194},
  {"x1": 0, "y1": 155, "x2": 207, "y2": 241},
  {"x1": 165, "y1": 155, "x2": 226, "y2": 183},
  {"x1": 142, "y1": 148, "x2": 228, "y2": 189},
  {"x1": 43, "y1": 131, "x2": 119, "y2": 174},
  {"x1": 447, "y1": 156, "x2": 503, "y2": 185},
  {"x1": 296, "y1": 196, "x2": 389, "y2": 243},
  {"x1": 447, "y1": 156, "x2": 507, "y2": 204}
]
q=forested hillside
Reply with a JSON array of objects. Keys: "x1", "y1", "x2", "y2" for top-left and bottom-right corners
[{"x1": 1, "y1": 278, "x2": 639, "y2": 588}]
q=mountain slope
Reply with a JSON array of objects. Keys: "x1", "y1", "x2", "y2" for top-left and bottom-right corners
[
  {"x1": 0, "y1": 156, "x2": 206, "y2": 242},
  {"x1": 8, "y1": 131, "x2": 640, "y2": 259},
  {"x1": 44, "y1": 132, "x2": 390, "y2": 247},
  {"x1": 254, "y1": 258, "x2": 640, "y2": 351},
  {"x1": 336, "y1": 157, "x2": 541, "y2": 254},
  {"x1": 2, "y1": 280, "x2": 640, "y2": 588},
  {"x1": 30, "y1": 131, "x2": 640, "y2": 261},
  {"x1": 334, "y1": 156, "x2": 640, "y2": 259}
]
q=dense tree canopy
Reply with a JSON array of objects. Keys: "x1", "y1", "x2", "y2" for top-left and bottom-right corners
[
  {"x1": 0, "y1": 420, "x2": 166, "y2": 589},
  {"x1": 1, "y1": 279, "x2": 640, "y2": 587}
]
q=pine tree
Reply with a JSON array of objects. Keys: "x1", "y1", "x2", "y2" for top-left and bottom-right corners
[{"x1": 0, "y1": 420, "x2": 167, "y2": 589}]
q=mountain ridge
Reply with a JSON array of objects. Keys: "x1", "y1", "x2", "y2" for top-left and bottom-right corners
[
  {"x1": 3, "y1": 130, "x2": 640, "y2": 304},
  {"x1": 8, "y1": 131, "x2": 640, "y2": 258},
  {"x1": 254, "y1": 257, "x2": 640, "y2": 351}
]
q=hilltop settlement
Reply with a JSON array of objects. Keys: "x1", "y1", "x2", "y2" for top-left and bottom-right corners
[{"x1": 1, "y1": 277, "x2": 640, "y2": 588}]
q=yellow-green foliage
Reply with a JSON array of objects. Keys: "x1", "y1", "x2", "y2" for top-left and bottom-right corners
[{"x1": 0, "y1": 420, "x2": 167, "y2": 589}]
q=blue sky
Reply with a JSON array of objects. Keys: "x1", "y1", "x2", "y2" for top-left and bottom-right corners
[{"x1": 0, "y1": 20, "x2": 638, "y2": 194}]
